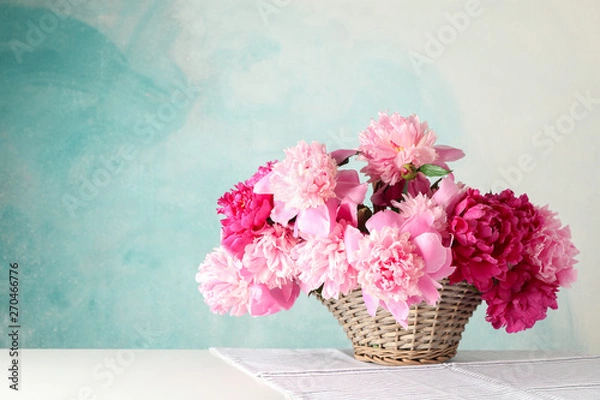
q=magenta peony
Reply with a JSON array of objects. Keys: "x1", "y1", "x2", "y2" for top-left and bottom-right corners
[
  {"x1": 482, "y1": 261, "x2": 559, "y2": 333},
  {"x1": 217, "y1": 162, "x2": 275, "y2": 258},
  {"x1": 448, "y1": 189, "x2": 533, "y2": 292}
]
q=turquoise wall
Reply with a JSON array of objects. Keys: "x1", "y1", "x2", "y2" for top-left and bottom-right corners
[{"x1": 0, "y1": 1, "x2": 596, "y2": 352}]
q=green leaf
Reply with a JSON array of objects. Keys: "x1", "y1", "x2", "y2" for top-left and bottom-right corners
[{"x1": 418, "y1": 164, "x2": 452, "y2": 177}]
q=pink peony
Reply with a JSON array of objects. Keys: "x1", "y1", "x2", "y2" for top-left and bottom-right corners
[
  {"x1": 448, "y1": 189, "x2": 534, "y2": 292},
  {"x1": 482, "y1": 261, "x2": 559, "y2": 333},
  {"x1": 293, "y1": 222, "x2": 359, "y2": 299},
  {"x1": 196, "y1": 247, "x2": 250, "y2": 316},
  {"x1": 358, "y1": 112, "x2": 464, "y2": 185},
  {"x1": 346, "y1": 207, "x2": 453, "y2": 328},
  {"x1": 526, "y1": 206, "x2": 578, "y2": 287},
  {"x1": 242, "y1": 224, "x2": 300, "y2": 289},
  {"x1": 217, "y1": 162, "x2": 275, "y2": 258},
  {"x1": 255, "y1": 141, "x2": 367, "y2": 237},
  {"x1": 269, "y1": 141, "x2": 338, "y2": 210},
  {"x1": 353, "y1": 226, "x2": 426, "y2": 326}
]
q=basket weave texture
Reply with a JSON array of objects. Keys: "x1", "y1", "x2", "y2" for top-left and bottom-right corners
[{"x1": 319, "y1": 279, "x2": 482, "y2": 366}]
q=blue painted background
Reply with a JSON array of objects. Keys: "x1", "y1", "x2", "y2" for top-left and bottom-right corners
[{"x1": 0, "y1": 1, "x2": 596, "y2": 352}]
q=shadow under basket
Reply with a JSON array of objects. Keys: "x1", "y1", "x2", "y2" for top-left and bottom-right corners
[{"x1": 319, "y1": 280, "x2": 482, "y2": 366}]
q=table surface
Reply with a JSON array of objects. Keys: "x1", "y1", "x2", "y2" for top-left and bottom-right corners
[
  {"x1": 1, "y1": 349, "x2": 598, "y2": 400},
  {"x1": 0, "y1": 349, "x2": 285, "y2": 400}
]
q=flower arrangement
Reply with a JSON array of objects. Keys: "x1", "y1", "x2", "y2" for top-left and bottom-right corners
[{"x1": 196, "y1": 112, "x2": 578, "y2": 333}]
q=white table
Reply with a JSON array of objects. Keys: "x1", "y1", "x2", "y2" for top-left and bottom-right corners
[
  {"x1": 0, "y1": 349, "x2": 285, "y2": 400},
  {"x1": 1, "y1": 349, "x2": 598, "y2": 399}
]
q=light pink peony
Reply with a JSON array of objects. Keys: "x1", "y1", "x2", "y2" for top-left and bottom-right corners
[
  {"x1": 358, "y1": 112, "x2": 464, "y2": 185},
  {"x1": 346, "y1": 207, "x2": 454, "y2": 328},
  {"x1": 196, "y1": 247, "x2": 250, "y2": 316},
  {"x1": 242, "y1": 224, "x2": 300, "y2": 289},
  {"x1": 392, "y1": 193, "x2": 447, "y2": 234},
  {"x1": 269, "y1": 140, "x2": 338, "y2": 210},
  {"x1": 195, "y1": 245, "x2": 301, "y2": 317},
  {"x1": 353, "y1": 226, "x2": 426, "y2": 326},
  {"x1": 255, "y1": 141, "x2": 367, "y2": 237},
  {"x1": 526, "y1": 206, "x2": 578, "y2": 287},
  {"x1": 293, "y1": 222, "x2": 359, "y2": 299}
]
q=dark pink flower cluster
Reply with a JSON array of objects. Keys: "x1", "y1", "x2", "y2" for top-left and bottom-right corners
[
  {"x1": 448, "y1": 189, "x2": 578, "y2": 333},
  {"x1": 217, "y1": 162, "x2": 276, "y2": 259}
]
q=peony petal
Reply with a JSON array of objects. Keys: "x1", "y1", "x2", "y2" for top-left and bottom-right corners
[
  {"x1": 253, "y1": 172, "x2": 274, "y2": 194},
  {"x1": 435, "y1": 145, "x2": 465, "y2": 162},
  {"x1": 248, "y1": 284, "x2": 280, "y2": 316},
  {"x1": 413, "y1": 232, "x2": 451, "y2": 276},
  {"x1": 271, "y1": 201, "x2": 300, "y2": 226},
  {"x1": 399, "y1": 213, "x2": 434, "y2": 238},
  {"x1": 270, "y1": 282, "x2": 300, "y2": 310},
  {"x1": 366, "y1": 210, "x2": 403, "y2": 232},
  {"x1": 384, "y1": 299, "x2": 409, "y2": 329},
  {"x1": 362, "y1": 289, "x2": 380, "y2": 317},
  {"x1": 296, "y1": 201, "x2": 336, "y2": 237},
  {"x1": 337, "y1": 198, "x2": 358, "y2": 226},
  {"x1": 335, "y1": 170, "x2": 368, "y2": 204},
  {"x1": 329, "y1": 149, "x2": 357, "y2": 165},
  {"x1": 432, "y1": 177, "x2": 460, "y2": 210},
  {"x1": 418, "y1": 276, "x2": 442, "y2": 305},
  {"x1": 344, "y1": 225, "x2": 363, "y2": 264}
]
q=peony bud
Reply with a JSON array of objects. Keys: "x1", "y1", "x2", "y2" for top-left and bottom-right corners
[{"x1": 400, "y1": 163, "x2": 418, "y2": 180}]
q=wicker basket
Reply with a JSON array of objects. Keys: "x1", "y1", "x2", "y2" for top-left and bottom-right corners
[{"x1": 319, "y1": 279, "x2": 482, "y2": 366}]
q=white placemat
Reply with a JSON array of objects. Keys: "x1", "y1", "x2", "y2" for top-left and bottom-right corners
[{"x1": 210, "y1": 348, "x2": 600, "y2": 400}]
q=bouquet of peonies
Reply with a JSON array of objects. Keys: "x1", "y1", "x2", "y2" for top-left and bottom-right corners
[{"x1": 196, "y1": 112, "x2": 578, "y2": 333}]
